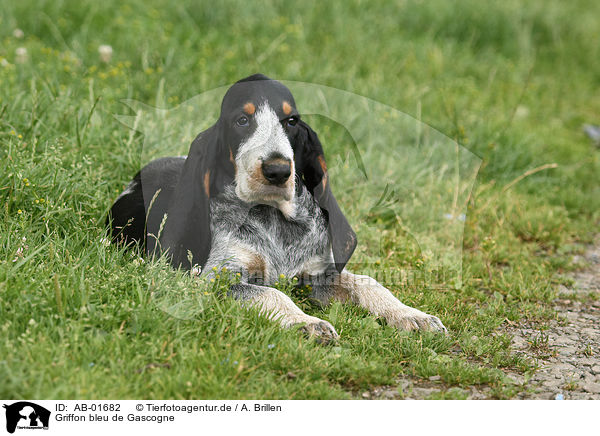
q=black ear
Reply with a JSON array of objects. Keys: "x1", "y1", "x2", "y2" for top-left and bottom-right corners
[
  {"x1": 294, "y1": 120, "x2": 357, "y2": 272},
  {"x1": 153, "y1": 124, "x2": 233, "y2": 270}
]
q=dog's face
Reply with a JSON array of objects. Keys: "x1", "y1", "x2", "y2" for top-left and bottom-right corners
[
  {"x1": 159, "y1": 74, "x2": 356, "y2": 272},
  {"x1": 219, "y1": 76, "x2": 301, "y2": 217}
]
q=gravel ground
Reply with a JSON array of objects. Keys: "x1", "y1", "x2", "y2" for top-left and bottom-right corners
[
  {"x1": 510, "y1": 239, "x2": 600, "y2": 399},
  {"x1": 366, "y1": 239, "x2": 600, "y2": 400}
]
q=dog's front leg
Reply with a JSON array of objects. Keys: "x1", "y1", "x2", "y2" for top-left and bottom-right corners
[
  {"x1": 310, "y1": 270, "x2": 446, "y2": 333},
  {"x1": 229, "y1": 283, "x2": 339, "y2": 343}
]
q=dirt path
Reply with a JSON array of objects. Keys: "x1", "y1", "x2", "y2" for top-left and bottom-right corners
[
  {"x1": 510, "y1": 239, "x2": 600, "y2": 399},
  {"x1": 367, "y1": 238, "x2": 600, "y2": 400}
]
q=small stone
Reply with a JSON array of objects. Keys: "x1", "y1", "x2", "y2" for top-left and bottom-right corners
[
  {"x1": 583, "y1": 372, "x2": 596, "y2": 382},
  {"x1": 582, "y1": 382, "x2": 600, "y2": 394},
  {"x1": 511, "y1": 336, "x2": 527, "y2": 348},
  {"x1": 590, "y1": 365, "x2": 600, "y2": 375},
  {"x1": 554, "y1": 363, "x2": 576, "y2": 371},
  {"x1": 286, "y1": 371, "x2": 297, "y2": 379},
  {"x1": 382, "y1": 390, "x2": 400, "y2": 399},
  {"x1": 412, "y1": 387, "x2": 437, "y2": 398},
  {"x1": 361, "y1": 392, "x2": 371, "y2": 399},
  {"x1": 428, "y1": 375, "x2": 442, "y2": 382},
  {"x1": 555, "y1": 336, "x2": 576, "y2": 346},
  {"x1": 565, "y1": 312, "x2": 579, "y2": 321},
  {"x1": 542, "y1": 379, "x2": 562, "y2": 388},
  {"x1": 400, "y1": 380, "x2": 412, "y2": 388},
  {"x1": 507, "y1": 373, "x2": 525, "y2": 384}
]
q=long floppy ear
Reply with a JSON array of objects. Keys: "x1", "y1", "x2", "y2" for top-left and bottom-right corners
[
  {"x1": 152, "y1": 124, "x2": 233, "y2": 270},
  {"x1": 294, "y1": 120, "x2": 357, "y2": 272}
]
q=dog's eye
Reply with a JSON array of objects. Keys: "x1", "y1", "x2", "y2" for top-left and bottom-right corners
[
  {"x1": 236, "y1": 116, "x2": 249, "y2": 127},
  {"x1": 286, "y1": 116, "x2": 298, "y2": 127}
]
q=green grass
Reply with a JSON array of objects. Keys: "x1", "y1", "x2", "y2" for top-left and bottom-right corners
[{"x1": 1, "y1": 0, "x2": 599, "y2": 399}]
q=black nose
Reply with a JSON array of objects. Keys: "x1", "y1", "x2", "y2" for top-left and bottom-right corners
[{"x1": 261, "y1": 159, "x2": 291, "y2": 185}]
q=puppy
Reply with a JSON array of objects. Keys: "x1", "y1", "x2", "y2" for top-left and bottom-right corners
[{"x1": 107, "y1": 74, "x2": 447, "y2": 342}]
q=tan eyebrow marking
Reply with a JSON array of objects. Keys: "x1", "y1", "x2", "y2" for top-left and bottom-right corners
[
  {"x1": 282, "y1": 101, "x2": 292, "y2": 115},
  {"x1": 243, "y1": 102, "x2": 256, "y2": 115},
  {"x1": 203, "y1": 170, "x2": 210, "y2": 197}
]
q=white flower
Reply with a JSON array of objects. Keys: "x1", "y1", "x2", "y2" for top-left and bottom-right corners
[
  {"x1": 191, "y1": 266, "x2": 202, "y2": 276},
  {"x1": 98, "y1": 44, "x2": 113, "y2": 63},
  {"x1": 12, "y1": 245, "x2": 26, "y2": 262},
  {"x1": 13, "y1": 28, "x2": 24, "y2": 39},
  {"x1": 15, "y1": 47, "x2": 28, "y2": 64}
]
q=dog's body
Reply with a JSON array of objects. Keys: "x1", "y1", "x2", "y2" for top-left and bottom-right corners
[{"x1": 108, "y1": 74, "x2": 446, "y2": 341}]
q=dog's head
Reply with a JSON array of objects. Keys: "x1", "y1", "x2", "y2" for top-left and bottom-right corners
[
  {"x1": 219, "y1": 75, "x2": 299, "y2": 216},
  {"x1": 160, "y1": 74, "x2": 356, "y2": 272}
]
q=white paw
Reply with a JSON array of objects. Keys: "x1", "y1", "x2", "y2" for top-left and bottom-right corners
[
  {"x1": 387, "y1": 308, "x2": 447, "y2": 333},
  {"x1": 297, "y1": 317, "x2": 340, "y2": 344}
]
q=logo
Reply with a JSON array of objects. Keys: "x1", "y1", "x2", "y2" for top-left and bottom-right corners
[{"x1": 3, "y1": 402, "x2": 50, "y2": 434}]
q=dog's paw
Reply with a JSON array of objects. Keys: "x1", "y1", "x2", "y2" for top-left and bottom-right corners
[
  {"x1": 387, "y1": 309, "x2": 447, "y2": 333},
  {"x1": 297, "y1": 317, "x2": 340, "y2": 344}
]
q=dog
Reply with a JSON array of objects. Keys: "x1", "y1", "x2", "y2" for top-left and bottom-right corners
[{"x1": 107, "y1": 74, "x2": 446, "y2": 342}]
